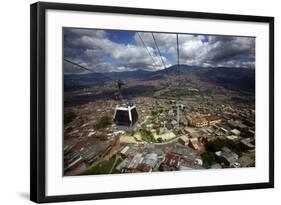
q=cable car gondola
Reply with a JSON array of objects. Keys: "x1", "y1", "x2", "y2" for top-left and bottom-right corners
[
  {"x1": 113, "y1": 80, "x2": 138, "y2": 127},
  {"x1": 113, "y1": 104, "x2": 138, "y2": 127}
]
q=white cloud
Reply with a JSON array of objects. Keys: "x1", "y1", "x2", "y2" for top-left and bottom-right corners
[
  {"x1": 64, "y1": 28, "x2": 255, "y2": 74},
  {"x1": 72, "y1": 32, "x2": 170, "y2": 71}
]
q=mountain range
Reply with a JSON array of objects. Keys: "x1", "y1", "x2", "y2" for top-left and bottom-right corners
[{"x1": 64, "y1": 65, "x2": 255, "y2": 93}]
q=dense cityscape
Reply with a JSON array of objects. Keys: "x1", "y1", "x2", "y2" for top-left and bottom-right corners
[{"x1": 64, "y1": 80, "x2": 255, "y2": 176}]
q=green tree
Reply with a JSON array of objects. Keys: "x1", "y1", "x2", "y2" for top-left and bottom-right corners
[
  {"x1": 157, "y1": 137, "x2": 163, "y2": 143},
  {"x1": 64, "y1": 110, "x2": 77, "y2": 125},
  {"x1": 201, "y1": 151, "x2": 216, "y2": 169},
  {"x1": 94, "y1": 116, "x2": 112, "y2": 130},
  {"x1": 140, "y1": 128, "x2": 155, "y2": 143},
  {"x1": 206, "y1": 138, "x2": 242, "y2": 156},
  {"x1": 156, "y1": 127, "x2": 160, "y2": 135}
]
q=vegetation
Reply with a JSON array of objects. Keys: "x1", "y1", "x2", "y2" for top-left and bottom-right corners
[
  {"x1": 231, "y1": 95, "x2": 255, "y2": 104},
  {"x1": 156, "y1": 137, "x2": 164, "y2": 143},
  {"x1": 156, "y1": 127, "x2": 160, "y2": 135},
  {"x1": 129, "y1": 130, "x2": 135, "y2": 136},
  {"x1": 206, "y1": 87, "x2": 225, "y2": 95},
  {"x1": 94, "y1": 116, "x2": 111, "y2": 130},
  {"x1": 206, "y1": 138, "x2": 243, "y2": 156},
  {"x1": 140, "y1": 128, "x2": 156, "y2": 143},
  {"x1": 201, "y1": 151, "x2": 216, "y2": 169},
  {"x1": 81, "y1": 155, "x2": 119, "y2": 175},
  {"x1": 111, "y1": 157, "x2": 123, "y2": 173},
  {"x1": 64, "y1": 110, "x2": 77, "y2": 125},
  {"x1": 151, "y1": 110, "x2": 158, "y2": 116},
  {"x1": 147, "y1": 116, "x2": 157, "y2": 124},
  {"x1": 239, "y1": 153, "x2": 255, "y2": 167}
]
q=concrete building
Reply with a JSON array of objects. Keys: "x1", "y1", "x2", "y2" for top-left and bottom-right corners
[
  {"x1": 215, "y1": 147, "x2": 239, "y2": 167},
  {"x1": 240, "y1": 138, "x2": 255, "y2": 149},
  {"x1": 230, "y1": 129, "x2": 241, "y2": 136},
  {"x1": 178, "y1": 135, "x2": 189, "y2": 146},
  {"x1": 192, "y1": 116, "x2": 208, "y2": 127},
  {"x1": 189, "y1": 138, "x2": 205, "y2": 153},
  {"x1": 142, "y1": 153, "x2": 158, "y2": 169},
  {"x1": 226, "y1": 135, "x2": 239, "y2": 142},
  {"x1": 161, "y1": 153, "x2": 181, "y2": 171},
  {"x1": 206, "y1": 115, "x2": 222, "y2": 126}
]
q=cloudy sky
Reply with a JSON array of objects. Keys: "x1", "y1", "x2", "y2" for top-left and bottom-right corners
[{"x1": 63, "y1": 28, "x2": 255, "y2": 74}]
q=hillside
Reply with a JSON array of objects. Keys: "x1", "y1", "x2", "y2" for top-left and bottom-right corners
[{"x1": 64, "y1": 65, "x2": 255, "y2": 93}]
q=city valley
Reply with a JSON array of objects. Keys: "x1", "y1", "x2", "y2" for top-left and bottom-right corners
[{"x1": 63, "y1": 66, "x2": 255, "y2": 176}]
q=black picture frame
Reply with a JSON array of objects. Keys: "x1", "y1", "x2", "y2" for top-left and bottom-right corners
[{"x1": 30, "y1": 1, "x2": 274, "y2": 203}]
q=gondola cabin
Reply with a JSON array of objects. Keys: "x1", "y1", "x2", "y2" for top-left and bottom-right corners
[{"x1": 113, "y1": 104, "x2": 138, "y2": 127}]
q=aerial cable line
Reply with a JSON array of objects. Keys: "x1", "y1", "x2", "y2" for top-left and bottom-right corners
[
  {"x1": 151, "y1": 33, "x2": 166, "y2": 69},
  {"x1": 64, "y1": 58, "x2": 96, "y2": 73},
  {"x1": 64, "y1": 58, "x2": 126, "y2": 101},
  {"x1": 137, "y1": 32, "x2": 158, "y2": 70},
  {"x1": 63, "y1": 58, "x2": 114, "y2": 81}
]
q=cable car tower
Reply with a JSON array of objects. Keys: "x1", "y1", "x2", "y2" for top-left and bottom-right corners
[
  {"x1": 136, "y1": 32, "x2": 183, "y2": 128},
  {"x1": 176, "y1": 33, "x2": 181, "y2": 128}
]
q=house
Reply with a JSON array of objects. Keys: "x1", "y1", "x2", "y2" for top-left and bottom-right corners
[
  {"x1": 189, "y1": 138, "x2": 205, "y2": 153},
  {"x1": 192, "y1": 115, "x2": 221, "y2": 127},
  {"x1": 240, "y1": 138, "x2": 255, "y2": 150},
  {"x1": 189, "y1": 132, "x2": 198, "y2": 139},
  {"x1": 192, "y1": 116, "x2": 208, "y2": 127},
  {"x1": 160, "y1": 153, "x2": 181, "y2": 171},
  {"x1": 127, "y1": 153, "x2": 143, "y2": 169},
  {"x1": 227, "y1": 119, "x2": 241, "y2": 128},
  {"x1": 246, "y1": 129, "x2": 255, "y2": 138},
  {"x1": 230, "y1": 129, "x2": 241, "y2": 136},
  {"x1": 206, "y1": 115, "x2": 222, "y2": 126},
  {"x1": 64, "y1": 155, "x2": 83, "y2": 172},
  {"x1": 226, "y1": 135, "x2": 239, "y2": 142},
  {"x1": 219, "y1": 127, "x2": 229, "y2": 134},
  {"x1": 141, "y1": 153, "x2": 158, "y2": 169},
  {"x1": 120, "y1": 146, "x2": 130, "y2": 158},
  {"x1": 215, "y1": 147, "x2": 239, "y2": 167},
  {"x1": 228, "y1": 119, "x2": 248, "y2": 131},
  {"x1": 180, "y1": 117, "x2": 188, "y2": 127},
  {"x1": 135, "y1": 163, "x2": 151, "y2": 172},
  {"x1": 116, "y1": 158, "x2": 130, "y2": 171},
  {"x1": 146, "y1": 123, "x2": 154, "y2": 129},
  {"x1": 120, "y1": 145, "x2": 139, "y2": 159},
  {"x1": 178, "y1": 135, "x2": 189, "y2": 146}
]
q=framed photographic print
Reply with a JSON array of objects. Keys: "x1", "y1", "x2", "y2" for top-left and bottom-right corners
[{"x1": 30, "y1": 1, "x2": 274, "y2": 203}]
